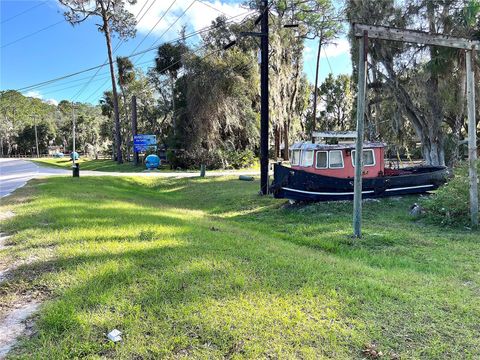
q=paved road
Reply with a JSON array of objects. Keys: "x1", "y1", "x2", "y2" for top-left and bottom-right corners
[
  {"x1": 0, "y1": 159, "x2": 69, "y2": 198},
  {"x1": 0, "y1": 159, "x2": 259, "y2": 198}
]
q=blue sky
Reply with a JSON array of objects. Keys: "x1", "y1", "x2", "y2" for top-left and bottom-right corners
[{"x1": 1, "y1": 0, "x2": 352, "y2": 105}]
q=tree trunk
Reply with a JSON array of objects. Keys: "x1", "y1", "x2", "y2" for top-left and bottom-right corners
[
  {"x1": 274, "y1": 126, "x2": 280, "y2": 159},
  {"x1": 171, "y1": 76, "x2": 176, "y2": 137},
  {"x1": 283, "y1": 121, "x2": 289, "y2": 161},
  {"x1": 121, "y1": 90, "x2": 131, "y2": 162},
  {"x1": 101, "y1": 2, "x2": 122, "y2": 164}
]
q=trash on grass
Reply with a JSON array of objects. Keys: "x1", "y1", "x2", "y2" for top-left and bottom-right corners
[{"x1": 107, "y1": 329, "x2": 122, "y2": 342}]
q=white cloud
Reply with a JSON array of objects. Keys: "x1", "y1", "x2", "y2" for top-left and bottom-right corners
[
  {"x1": 128, "y1": 0, "x2": 247, "y2": 43},
  {"x1": 24, "y1": 90, "x2": 43, "y2": 99},
  {"x1": 23, "y1": 90, "x2": 59, "y2": 106},
  {"x1": 46, "y1": 98, "x2": 59, "y2": 106},
  {"x1": 303, "y1": 38, "x2": 350, "y2": 62},
  {"x1": 321, "y1": 39, "x2": 350, "y2": 58}
]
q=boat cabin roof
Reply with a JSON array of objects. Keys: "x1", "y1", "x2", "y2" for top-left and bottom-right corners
[{"x1": 290, "y1": 141, "x2": 385, "y2": 151}]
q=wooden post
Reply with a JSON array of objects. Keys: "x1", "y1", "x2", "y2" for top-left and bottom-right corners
[
  {"x1": 131, "y1": 95, "x2": 139, "y2": 166},
  {"x1": 466, "y1": 49, "x2": 478, "y2": 227},
  {"x1": 353, "y1": 32, "x2": 368, "y2": 238}
]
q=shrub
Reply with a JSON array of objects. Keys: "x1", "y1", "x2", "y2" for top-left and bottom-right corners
[
  {"x1": 222, "y1": 149, "x2": 256, "y2": 169},
  {"x1": 421, "y1": 162, "x2": 480, "y2": 226},
  {"x1": 167, "y1": 148, "x2": 256, "y2": 170},
  {"x1": 167, "y1": 149, "x2": 223, "y2": 170}
]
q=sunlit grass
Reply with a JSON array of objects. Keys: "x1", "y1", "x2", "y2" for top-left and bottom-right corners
[
  {"x1": 1, "y1": 176, "x2": 479, "y2": 359},
  {"x1": 33, "y1": 158, "x2": 261, "y2": 174},
  {"x1": 32, "y1": 158, "x2": 148, "y2": 172}
]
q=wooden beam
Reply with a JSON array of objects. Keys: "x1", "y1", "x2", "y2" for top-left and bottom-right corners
[
  {"x1": 353, "y1": 32, "x2": 368, "y2": 238},
  {"x1": 466, "y1": 50, "x2": 478, "y2": 227},
  {"x1": 354, "y1": 23, "x2": 480, "y2": 50}
]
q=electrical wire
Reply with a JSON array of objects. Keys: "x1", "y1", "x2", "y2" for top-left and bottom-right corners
[
  {"x1": 134, "y1": 0, "x2": 196, "y2": 64},
  {"x1": 71, "y1": 0, "x2": 160, "y2": 101},
  {"x1": 323, "y1": 46, "x2": 333, "y2": 74},
  {"x1": 3, "y1": 10, "x2": 254, "y2": 100},
  {"x1": 1, "y1": 20, "x2": 64, "y2": 49},
  {"x1": 130, "y1": 0, "x2": 177, "y2": 56},
  {"x1": 197, "y1": 0, "x2": 228, "y2": 16},
  {"x1": 85, "y1": 10, "x2": 253, "y2": 102},
  {"x1": 1, "y1": 0, "x2": 47, "y2": 24}
]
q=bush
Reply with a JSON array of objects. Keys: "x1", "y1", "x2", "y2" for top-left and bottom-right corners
[
  {"x1": 222, "y1": 149, "x2": 256, "y2": 169},
  {"x1": 167, "y1": 149, "x2": 223, "y2": 170},
  {"x1": 421, "y1": 162, "x2": 480, "y2": 226},
  {"x1": 167, "y1": 148, "x2": 257, "y2": 170}
]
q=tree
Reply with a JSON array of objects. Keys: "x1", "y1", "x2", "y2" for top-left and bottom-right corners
[
  {"x1": 318, "y1": 74, "x2": 354, "y2": 132},
  {"x1": 99, "y1": 90, "x2": 116, "y2": 159},
  {"x1": 274, "y1": 0, "x2": 342, "y2": 139},
  {"x1": 346, "y1": 0, "x2": 480, "y2": 166},
  {"x1": 58, "y1": 0, "x2": 137, "y2": 164},
  {"x1": 155, "y1": 42, "x2": 188, "y2": 139},
  {"x1": 1, "y1": 90, "x2": 57, "y2": 156},
  {"x1": 116, "y1": 56, "x2": 135, "y2": 159}
]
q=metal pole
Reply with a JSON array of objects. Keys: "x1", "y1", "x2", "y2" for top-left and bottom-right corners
[
  {"x1": 260, "y1": 0, "x2": 269, "y2": 195},
  {"x1": 33, "y1": 115, "x2": 39, "y2": 158},
  {"x1": 72, "y1": 105, "x2": 76, "y2": 165},
  {"x1": 131, "y1": 95, "x2": 139, "y2": 166},
  {"x1": 466, "y1": 49, "x2": 478, "y2": 227},
  {"x1": 353, "y1": 32, "x2": 368, "y2": 238}
]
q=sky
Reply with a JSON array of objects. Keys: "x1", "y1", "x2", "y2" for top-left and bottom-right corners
[{"x1": 0, "y1": 0, "x2": 352, "y2": 105}]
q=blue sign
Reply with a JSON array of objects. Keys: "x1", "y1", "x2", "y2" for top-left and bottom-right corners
[{"x1": 134, "y1": 134, "x2": 156, "y2": 152}]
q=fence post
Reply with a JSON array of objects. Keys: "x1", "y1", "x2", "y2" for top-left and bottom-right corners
[
  {"x1": 353, "y1": 31, "x2": 368, "y2": 238},
  {"x1": 466, "y1": 49, "x2": 478, "y2": 227}
]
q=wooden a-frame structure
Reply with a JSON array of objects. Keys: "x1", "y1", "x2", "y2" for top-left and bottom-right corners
[{"x1": 352, "y1": 23, "x2": 480, "y2": 237}]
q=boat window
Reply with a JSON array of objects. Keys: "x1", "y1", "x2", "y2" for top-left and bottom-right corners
[
  {"x1": 351, "y1": 149, "x2": 376, "y2": 167},
  {"x1": 315, "y1": 151, "x2": 328, "y2": 169},
  {"x1": 301, "y1": 150, "x2": 314, "y2": 167},
  {"x1": 291, "y1": 150, "x2": 301, "y2": 165},
  {"x1": 329, "y1": 150, "x2": 344, "y2": 168}
]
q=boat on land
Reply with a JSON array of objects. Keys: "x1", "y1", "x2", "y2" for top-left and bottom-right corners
[{"x1": 270, "y1": 131, "x2": 449, "y2": 202}]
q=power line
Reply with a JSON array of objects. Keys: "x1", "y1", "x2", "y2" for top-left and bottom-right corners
[
  {"x1": 197, "y1": 0, "x2": 228, "y2": 16},
  {"x1": 1, "y1": 0, "x2": 47, "y2": 24},
  {"x1": 71, "y1": 0, "x2": 159, "y2": 101},
  {"x1": 134, "y1": 0, "x2": 197, "y2": 64},
  {"x1": 1, "y1": 19, "x2": 64, "y2": 49},
  {"x1": 323, "y1": 47, "x2": 333, "y2": 73},
  {"x1": 130, "y1": 0, "x2": 177, "y2": 56},
  {"x1": 83, "y1": 11, "x2": 254, "y2": 103},
  {"x1": 5, "y1": 11, "x2": 254, "y2": 98}
]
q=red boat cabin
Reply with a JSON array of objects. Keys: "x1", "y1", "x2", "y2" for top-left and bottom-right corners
[{"x1": 289, "y1": 141, "x2": 386, "y2": 179}]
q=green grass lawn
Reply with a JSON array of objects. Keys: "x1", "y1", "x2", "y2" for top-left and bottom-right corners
[
  {"x1": 33, "y1": 158, "x2": 260, "y2": 174},
  {"x1": 1, "y1": 177, "x2": 479, "y2": 359},
  {"x1": 32, "y1": 158, "x2": 149, "y2": 172}
]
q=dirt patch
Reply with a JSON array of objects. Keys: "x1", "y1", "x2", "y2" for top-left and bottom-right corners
[
  {"x1": 0, "y1": 211, "x2": 15, "y2": 222},
  {"x1": 0, "y1": 300, "x2": 40, "y2": 358},
  {"x1": 0, "y1": 208, "x2": 45, "y2": 359},
  {"x1": 0, "y1": 233, "x2": 12, "y2": 251},
  {"x1": 0, "y1": 267, "x2": 13, "y2": 284}
]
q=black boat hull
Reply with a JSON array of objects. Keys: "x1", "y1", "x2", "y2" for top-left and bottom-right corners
[{"x1": 270, "y1": 164, "x2": 449, "y2": 202}]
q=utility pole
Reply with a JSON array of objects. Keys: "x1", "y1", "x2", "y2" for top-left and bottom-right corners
[
  {"x1": 31, "y1": 115, "x2": 40, "y2": 158},
  {"x1": 131, "y1": 95, "x2": 139, "y2": 166},
  {"x1": 259, "y1": 0, "x2": 269, "y2": 195}
]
